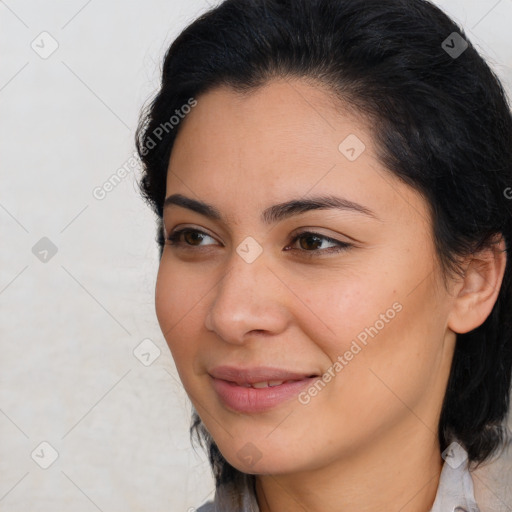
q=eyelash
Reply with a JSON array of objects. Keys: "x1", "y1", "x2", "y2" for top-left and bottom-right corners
[{"x1": 164, "y1": 228, "x2": 352, "y2": 257}]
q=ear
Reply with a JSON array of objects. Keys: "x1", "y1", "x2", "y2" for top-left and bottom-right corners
[{"x1": 447, "y1": 234, "x2": 507, "y2": 334}]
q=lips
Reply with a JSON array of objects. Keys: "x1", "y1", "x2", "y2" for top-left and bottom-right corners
[
  {"x1": 208, "y1": 365, "x2": 318, "y2": 386},
  {"x1": 208, "y1": 365, "x2": 320, "y2": 413}
]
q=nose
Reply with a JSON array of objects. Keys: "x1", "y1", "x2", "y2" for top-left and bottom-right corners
[{"x1": 204, "y1": 251, "x2": 291, "y2": 345}]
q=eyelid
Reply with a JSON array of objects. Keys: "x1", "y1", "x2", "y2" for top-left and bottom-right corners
[
  {"x1": 164, "y1": 223, "x2": 352, "y2": 242},
  {"x1": 288, "y1": 230, "x2": 352, "y2": 255},
  {"x1": 164, "y1": 224, "x2": 217, "y2": 240},
  {"x1": 164, "y1": 223, "x2": 218, "y2": 242},
  {"x1": 164, "y1": 226, "x2": 353, "y2": 255}
]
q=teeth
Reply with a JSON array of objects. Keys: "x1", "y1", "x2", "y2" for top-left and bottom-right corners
[
  {"x1": 250, "y1": 380, "x2": 285, "y2": 388},
  {"x1": 235, "y1": 379, "x2": 306, "y2": 388},
  {"x1": 252, "y1": 381, "x2": 272, "y2": 388}
]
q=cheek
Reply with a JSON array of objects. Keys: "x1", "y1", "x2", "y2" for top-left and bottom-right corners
[
  {"x1": 288, "y1": 265, "x2": 396, "y2": 357},
  {"x1": 154, "y1": 258, "x2": 203, "y2": 363},
  {"x1": 155, "y1": 255, "x2": 210, "y2": 330},
  {"x1": 326, "y1": 280, "x2": 443, "y2": 422},
  {"x1": 155, "y1": 260, "x2": 179, "y2": 335},
  {"x1": 291, "y1": 255, "x2": 442, "y2": 402}
]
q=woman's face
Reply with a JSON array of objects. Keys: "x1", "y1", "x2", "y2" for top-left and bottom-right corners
[{"x1": 155, "y1": 79, "x2": 459, "y2": 475}]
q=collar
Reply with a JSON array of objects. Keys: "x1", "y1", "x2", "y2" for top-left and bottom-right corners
[{"x1": 430, "y1": 441, "x2": 480, "y2": 512}]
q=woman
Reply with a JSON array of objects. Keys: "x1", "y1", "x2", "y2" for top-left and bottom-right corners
[{"x1": 136, "y1": 0, "x2": 512, "y2": 510}]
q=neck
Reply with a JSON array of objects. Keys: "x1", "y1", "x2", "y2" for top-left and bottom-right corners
[{"x1": 255, "y1": 427, "x2": 443, "y2": 512}]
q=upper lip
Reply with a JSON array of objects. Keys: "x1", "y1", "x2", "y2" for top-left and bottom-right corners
[{"x1": 209, "y1": 365, "x2": 318, "y2": 385}]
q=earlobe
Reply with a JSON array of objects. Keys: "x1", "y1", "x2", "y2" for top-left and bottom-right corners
[{"x1": 447, "y1": 234, "x2": 507, "y2": 334}]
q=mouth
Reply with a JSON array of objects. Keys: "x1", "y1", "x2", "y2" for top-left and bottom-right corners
[
  {"x1": 233, "y1": 377, "x2": 318, "y2": 388},
  {"x1": 208, "y1": 365, "x2": 320, "y2": 413},
  {"x1": 208, "y1": 365, "x2": 319, "y2": 386}
]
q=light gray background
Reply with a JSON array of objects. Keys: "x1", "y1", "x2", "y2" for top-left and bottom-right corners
[{"x1": 1, "y1": 1, "x2": 511, "y2": 511}]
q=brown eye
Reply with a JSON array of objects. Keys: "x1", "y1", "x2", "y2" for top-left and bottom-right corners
[
  {"x1": 286, "y1": 231, "x2": 353, "y2": 257},
  {"x1": 183, "y1": 230, "x2": 206, "y2": 246},
  {"x1": 297, "y1": 233, "x2": 324, "y2": 250},
  {"x1": 165, "y1": 228, "x2": 217, "y2": 247}
]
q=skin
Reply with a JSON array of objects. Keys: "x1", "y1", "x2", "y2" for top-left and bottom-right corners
[{"x1": 154, "y1": 78, "x2": 507, "y2": 512}]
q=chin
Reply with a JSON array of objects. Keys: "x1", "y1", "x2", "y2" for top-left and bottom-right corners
[
  {"x1": 217, "y1": 440, "x2": 310, "y2": 475},
  {"x1": 230, "y1": 457, "x2": 296, "y2": 476}
]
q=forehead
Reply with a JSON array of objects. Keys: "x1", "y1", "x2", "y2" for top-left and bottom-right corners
[
  {"x1": 165, "y1": 79, "x2": 430, "y2": 229},
  {"x1": 173, "y1": 78, "x2": 363, "y2": 149},
  {"x1": 168, "y1": 79, "x2": 372, "y2": 181}
]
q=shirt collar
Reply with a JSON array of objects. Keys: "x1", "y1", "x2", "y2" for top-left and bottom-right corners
[{"x1": 431, "y1": 441, "x2": 480, "y2": 512}]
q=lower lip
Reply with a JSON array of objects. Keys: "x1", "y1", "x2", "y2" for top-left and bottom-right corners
[{"x1": 210, "y1": 376, "x2": 318, "y2": 413}]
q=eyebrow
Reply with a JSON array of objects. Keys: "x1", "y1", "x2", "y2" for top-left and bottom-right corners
[{"x1": 163, "y1": 193, "x2": 379, "y2": 224}]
